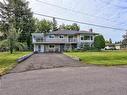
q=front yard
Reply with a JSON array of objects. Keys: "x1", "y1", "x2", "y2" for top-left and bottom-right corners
[
  {"x1": 0, "y1": 52, "x2": 31, "y2": 75},
  {"x1": 65, "y1": 51, "x2": 127, "y2": 66}
]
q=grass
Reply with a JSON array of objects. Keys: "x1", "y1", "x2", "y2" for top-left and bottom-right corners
[
  {"x1": 0, "y1": 52, "x2": 31, "y2": 75},
  {"x1": 64, "y1": 51, "x2": 127, "y2": 66}
]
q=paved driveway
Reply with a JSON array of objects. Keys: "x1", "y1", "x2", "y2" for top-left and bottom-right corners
[
  {"x1": 1, "y1": 67, "x2": 127, "y2": 95},
  {"x1": 10, "y1": 53, "x2": 86, "y2": 73}
]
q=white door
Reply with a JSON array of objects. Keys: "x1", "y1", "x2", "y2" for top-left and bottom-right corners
[
  {"x1": 41, "y1": 45, "x2": 44, "y2": 52},
  {"x1": 38, "y1": 45, "x2": 41, "y2": 52},
  {"x1": 37, "y1": 45, "x2": 44, "y2": 52}
]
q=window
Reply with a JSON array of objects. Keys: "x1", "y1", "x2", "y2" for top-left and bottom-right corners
[
  {"x1": 91, "y1": 36, "x2": 93, "y2": 40},
  {"x1": 49, "y1": 35, "x2": 55, "y2": 38},
  {"x1": 81, "y1": 37, "x2": 84, "y2": 40},
  {"x1": 49, "y1": 45, "x2": 55, "y2": 48},
  {"x1": 84, "y1": 36, "x2": 90, "y2": 40},
  {"x1": 36, "y1": 37, "x2": 43, "y2": 42},
  {"x1": 59, "y1": 35, "x2": 64, "y2": 38}
]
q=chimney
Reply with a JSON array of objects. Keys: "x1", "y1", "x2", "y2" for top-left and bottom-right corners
[{"x1": 89, "y1": 28, "x2": 93, "y2": 32}]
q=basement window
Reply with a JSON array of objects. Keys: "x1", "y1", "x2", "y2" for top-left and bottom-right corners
[{"x1": 49, "y1": 45, "x2": 55, "y2": 48}]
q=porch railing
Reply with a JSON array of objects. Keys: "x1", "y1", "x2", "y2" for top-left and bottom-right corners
[{"x1": 33, "y1": 38, "x2": 78, "y2": 43}]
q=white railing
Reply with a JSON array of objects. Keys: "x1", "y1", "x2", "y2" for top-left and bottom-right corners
[
  {"x1": 33, "y1": 38, "x2": 78, "y2": 43},
  {"x1": 68, "y1": 38, "x2": 77, "y2": 42},
  {"x1": 44, "y1": 38, "x2": 68, "y2": 43}
]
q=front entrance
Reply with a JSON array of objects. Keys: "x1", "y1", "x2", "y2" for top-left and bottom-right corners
[
  {"x1": 38, "y1": 45, "x2": 41, "y2": 52},
  {"x1": 60, "y1": 44, "x2": 64, "y2": 52},
  {"x1": 34, "y1": 45, "x2": 44, "y2": 53}
]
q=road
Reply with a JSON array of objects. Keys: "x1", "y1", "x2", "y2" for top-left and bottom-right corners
[{"x1": 1, "y1": 67, "x2": 127, "y2": 95}]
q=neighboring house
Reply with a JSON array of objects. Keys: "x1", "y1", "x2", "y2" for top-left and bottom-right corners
[
  {"x1": 105, "y1": 43, "x2": 123, "y2": 50},
  {"x1": 122, "y1": 43, "x2": 127, "y2": 49},
  {"x1": 115, "y1": 43, "x2": 122, "y2": 50},
  {"x1": 32, "y1": 29, "x2": 98, "y2": 53},
  {"x1": 105, "y1": 43, "x2": 115, "y2": 50}
]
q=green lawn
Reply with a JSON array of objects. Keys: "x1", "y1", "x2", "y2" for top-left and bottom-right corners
[
  {"x1": 65, "y1": 51, "x2": 127, "y2": 66},
  {"x1": 0, "y1": 52, "x2": 31, "y2": 75}
]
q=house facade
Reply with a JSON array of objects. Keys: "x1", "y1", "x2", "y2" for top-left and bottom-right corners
[{"x1": 32, "y1": 29, "x2": 98, "y2": 53}]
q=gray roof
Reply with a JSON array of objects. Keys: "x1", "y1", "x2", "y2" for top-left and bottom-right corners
[{"x1": 48, "y1": 30, "x2": 98, "y2": 35}]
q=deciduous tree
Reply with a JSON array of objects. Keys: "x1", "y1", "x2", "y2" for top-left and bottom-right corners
[
  {"x1": 59, "y1": 23, "x2": 80, "y2": 31},
  {"x1": 94, "y1": 35, "x2": 105, "y2": 50},
  {"x1": 36, "y1": 19, "x2": 53, "y2": 33}
]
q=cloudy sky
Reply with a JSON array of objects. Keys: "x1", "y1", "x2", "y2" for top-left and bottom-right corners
[{"x1": 27, "y1": 0, "x2": 127, "y2": 42}]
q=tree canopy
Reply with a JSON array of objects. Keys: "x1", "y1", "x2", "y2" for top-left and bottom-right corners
[
  {"x1": 122, "y1": 32, "x2": 127, "y2": 47},
  {"x1": 94, "y1": 35, "x2": 105, "y2": 50},
  {"x1": 59, "y1": 23, "x2": 80, "y2": 31},
  {"x1": 0, "y1": 26, "x2": 26, "y2": 53},
  {"x1": 35, "y1": 19, "x2": 53, "y2": 33}
]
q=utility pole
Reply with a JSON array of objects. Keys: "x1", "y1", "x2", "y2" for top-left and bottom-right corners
[{"x1": 52, "y1": 17, "x2": 58, "y2": 31}]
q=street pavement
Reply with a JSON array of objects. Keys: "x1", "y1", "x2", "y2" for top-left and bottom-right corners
[{"x1": 0, "y1": 67, "x2": 127, "y2": 95}]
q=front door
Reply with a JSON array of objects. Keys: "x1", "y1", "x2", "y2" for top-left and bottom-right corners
[
  {"x1": 60, "y1": 44, "x2": 64, "y2": 52},
  {"x1": 38, "y1": 45, "x2": 41, "y2": 52}
]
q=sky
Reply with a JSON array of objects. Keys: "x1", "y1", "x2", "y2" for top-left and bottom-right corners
[{"x1": 27, "y1": 0, "x2": 127, "y2": 42}]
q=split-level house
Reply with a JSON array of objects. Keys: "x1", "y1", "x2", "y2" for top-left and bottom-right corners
[{"x1": 32, "y1": 29, "x2": 98, "y2": 53}]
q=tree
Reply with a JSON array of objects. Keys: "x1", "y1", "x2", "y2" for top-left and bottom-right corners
[
  {"x1": 36, "y1": 19, "x2": 53, "y2": 33},
  {"x1": 60, "y1": 23, "x2": 80, "y2": 31},
  {"x1": 94, "y1": 35, "x2": 105, "y2": 50},
  {"x1": 0, "y1": 0, "x2": 36, "y2": 49},
  {"x1": 0, "y1": 26, "x2": 25, "y2": 53},
  {"x1": 109, "y1": 38, "x2": 112, "y2": 44},
  {"x1": 105, "y1": 38, "x2": 112, "y2": 45},
  {"x1": 70, "y1": 23, "x2": 80, "y2": 31},
  {"x1": 122, "y1": 32, "x2": 127, "y2": 48},
  {"x1": 0, "y1": 0, "x2": 14, "y2": 38},
  {"x1": 59, "y1": 23, "x2": 65, "y2": 30}
]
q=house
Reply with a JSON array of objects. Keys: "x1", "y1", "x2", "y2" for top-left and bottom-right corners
[
  {"x1": 115, "y1": 43, "x2": 122, "y2": 50},
  {"x1": 105, "y1": 43, "x2": 115, "y2": 50},
  {"x1": 32, "y1": 29, "x2": 98, "y2": 53}
]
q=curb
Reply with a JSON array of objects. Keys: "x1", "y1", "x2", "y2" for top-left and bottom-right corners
[{"x1": 16, "y1": 53, "x2": 34, "y2": 63}]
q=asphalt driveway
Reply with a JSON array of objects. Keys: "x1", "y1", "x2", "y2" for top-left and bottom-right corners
[
  {"x1": 1, "y1": 67, "x2": 127, "y2": 95},
  {"x1": 10, "y1": 53, "x2": 86, "y2": 73}
]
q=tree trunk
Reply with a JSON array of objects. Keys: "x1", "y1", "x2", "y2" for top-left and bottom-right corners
[
  {"x1": 10, "y1": 47, "x2": 13, "y2": 54},
  {"x1": 9, "y1": 39, "x2": 13, "y2": 54}
]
